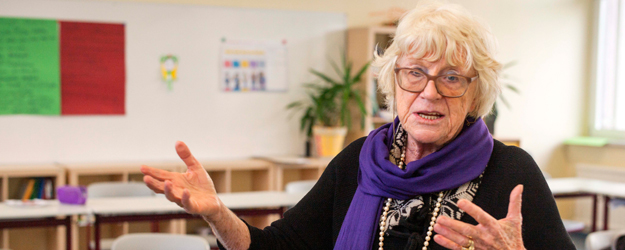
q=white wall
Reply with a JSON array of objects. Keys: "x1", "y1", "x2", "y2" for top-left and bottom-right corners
[
  {"x1": 0, "y1": 0, "x2": 346, "y2": 163},
  {"x1": 456, "y1": 0, "x2": 593, "y2": 176},
  {"x1": 26, "y1": 0, "x2": 594, "y2": 174}
]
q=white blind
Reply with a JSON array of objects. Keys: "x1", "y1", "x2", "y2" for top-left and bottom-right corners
[{"x1": 595, "y1": 0, "x2": 625, "y2": 134}]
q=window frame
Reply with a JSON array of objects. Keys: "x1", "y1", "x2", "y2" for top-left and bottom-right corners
[{"x1": 590, "y1": 0, "x2": 625, "y2": 139}]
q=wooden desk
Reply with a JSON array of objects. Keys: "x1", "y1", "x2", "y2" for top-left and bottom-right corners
[{"x1": 88, "y1": 191, "x2": 305, "y2": 250}]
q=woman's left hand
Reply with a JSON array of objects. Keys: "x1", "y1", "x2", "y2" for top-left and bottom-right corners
[{"x1": 433, "y1": 184, "x2": 525, "y2": 250}]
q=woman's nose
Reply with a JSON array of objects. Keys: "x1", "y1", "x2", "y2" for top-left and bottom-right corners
[{"x1": 420, "y1": 79, "x2": 442, "y2": 100}]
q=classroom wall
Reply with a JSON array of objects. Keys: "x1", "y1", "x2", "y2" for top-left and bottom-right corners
[
  {"x1": 81, "y1": 0, "x2": 595, "y2": 177},
  {"x1": 7, "y1": 0, "x2": 622, "y2": 232},
  {"x1": 0, "y1": 0, "x2": 347, "y2": 163},
  {"x1": 81, "y1": 0, "x2": 602, "y2": 224}
]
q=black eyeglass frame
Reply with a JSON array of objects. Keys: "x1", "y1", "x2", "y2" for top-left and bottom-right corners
[{"x1": 393, "y1": 67, "x2": 479, "y2": 98}]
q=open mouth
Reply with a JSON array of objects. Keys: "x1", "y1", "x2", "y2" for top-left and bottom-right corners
[{"x1": 417, "y1": 112, "x2": 444, "y2": 120}]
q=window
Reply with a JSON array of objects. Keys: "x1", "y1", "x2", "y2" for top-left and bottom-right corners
[{"x1": 594, "y1": 0, "x2": 625, "y2": 137}]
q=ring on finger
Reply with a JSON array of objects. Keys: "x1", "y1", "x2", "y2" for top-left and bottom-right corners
[{"x1": 461, "y1": 236, "x2": 474, "y2": 250}]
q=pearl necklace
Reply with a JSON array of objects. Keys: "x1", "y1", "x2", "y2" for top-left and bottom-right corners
[{"x1": 378, "y1": 147, "x2": 444, "y2": 250}]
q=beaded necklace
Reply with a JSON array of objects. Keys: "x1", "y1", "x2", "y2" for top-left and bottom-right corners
[{"x1": 377, "y1": 146, "x2": 444, "y2": 250}]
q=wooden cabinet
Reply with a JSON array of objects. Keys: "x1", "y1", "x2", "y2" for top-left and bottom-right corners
[
  {"x1": 181, "y1": 159, "x2": 274, "y2": 234},
  {"x1": 200, "y1": 159, "x2": 274, "y2": 193},
  {"x1": 265, "y1": 157, "x2": 332, "y2": 191},
  {"x1": 346, "y1": 26, "x2": 396, "y2": 144},
  {"x1": 0, "y1": 164, "x2": 66, "y2": 250}
]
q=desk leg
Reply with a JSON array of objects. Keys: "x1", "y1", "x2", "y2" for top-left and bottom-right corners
[
  {"x1": 592, "y1": 194, "x2": 597, "y2": 232},
  {"x1": 2, "y1": 229, "x2": 8, "y2": 249},
  {"x1": 94, "y1": 215, "x2": 101, "y2": 250},
  {"x1": 604, "y1": 196, "x2": 611, "y2": 230},
  {"x1": 65, "y1": 217, "x2": 72, "y2": 250}
]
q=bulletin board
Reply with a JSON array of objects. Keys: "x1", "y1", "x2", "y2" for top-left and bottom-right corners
[
  {"x1": 0, "y1": 18, "x2": 126, "y2": 115},
  {"x1": 0, "y1": 0, "x2": 346, "y2": 163}
]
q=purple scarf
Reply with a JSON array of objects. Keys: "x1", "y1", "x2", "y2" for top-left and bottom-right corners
[{"x1": 334, "y1": 118, "x2": 493, "y2": 250}]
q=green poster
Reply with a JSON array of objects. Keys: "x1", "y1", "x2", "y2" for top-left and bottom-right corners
[{"x1": 0, "y1": 18, "x2": 60, "y2": 115}]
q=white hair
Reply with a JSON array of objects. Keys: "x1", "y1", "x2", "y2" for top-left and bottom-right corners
[{"x1": 373, "y1": 1, "x2": 502, "y2": 118}]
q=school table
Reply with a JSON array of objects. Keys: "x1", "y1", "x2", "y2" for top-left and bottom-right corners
[
  {"x1": 547, "y1": 177, "x2": 625, "y2": 232},
  {"x1": 0, "y1": 200, "x2": 90, "y2": 250},
  {"x1": 88, "y1": 191, "x2": 306, "y2": 250}
]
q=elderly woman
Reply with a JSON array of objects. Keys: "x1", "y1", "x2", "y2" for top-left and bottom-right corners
[{"x1": 141, "y1": 2, "x2": 575, "y2": 250}]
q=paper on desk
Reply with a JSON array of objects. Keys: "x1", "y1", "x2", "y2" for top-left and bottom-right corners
[{"x1": 4, "y1": 199, "x2": 50, "y2": 207}]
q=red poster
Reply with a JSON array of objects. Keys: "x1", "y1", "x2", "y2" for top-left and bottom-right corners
[{"x1": 60, "y1": 21, "x2": 125, "y2": 115}]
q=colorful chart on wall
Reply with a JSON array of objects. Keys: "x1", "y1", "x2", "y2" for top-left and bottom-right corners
[
  {"x1": 0, "y1": 17, "x2": 125, "y2": 116},
  {"x1": 220, "y1": 39, "x2": 288, "y2": 92}
]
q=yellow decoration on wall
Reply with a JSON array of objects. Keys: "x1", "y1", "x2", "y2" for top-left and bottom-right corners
[{"x1": 160, "y1": 55, "x2": 178, "y2": 90}]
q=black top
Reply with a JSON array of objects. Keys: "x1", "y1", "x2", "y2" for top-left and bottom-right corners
[{"x1": 219, "y1": 138, "x2": 576, "y2": 250}]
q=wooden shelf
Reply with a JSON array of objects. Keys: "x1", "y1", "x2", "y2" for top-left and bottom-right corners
[
  {"x1": 199, "y1": 159, "x2": 274, "y2": 193},
  {"x1": 346, "y1": 26, "x2": 397, "y2": 144},
  {"x1": 0, "y1": 164, "x2": 66, "y2": 250},
  {"x1": 61, "y1": 161, "x2": 182, "y2": 186},
  {"x1": 261, "y1": 157, "x2": 332, "y2": 191},
  {"x1": 0, "y1": 158, "x2": 333, "y2": 250},
  {"x1": 179, "y1": 159, "x2": 274, "y2": 233}
]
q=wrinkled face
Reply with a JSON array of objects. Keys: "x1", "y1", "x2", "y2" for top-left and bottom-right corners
[{"x1": 395, "y1": 55, "x2": 478, "y2": 148}]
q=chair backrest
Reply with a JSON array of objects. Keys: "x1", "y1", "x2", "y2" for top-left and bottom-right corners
[
  {"x1": 87, "y1": 182, "x2": 154, "y2": 198},
  {"x1": 285, "y1": 180, "x2": 317, "y2": 193},
  {"x1": 111, "y1": 233, "x2": 209, "y2": 250},
  {"x1": 586, "y1": 230, "x2": 625, "y2": 250}
]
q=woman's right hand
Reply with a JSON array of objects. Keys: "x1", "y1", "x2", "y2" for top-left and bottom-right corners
[
  {"x1": 141, "y1": 141, "x2": 223, "y2": 221},
  {"x1": 142, "y1": 141, "x2": 252, "y2": 249}
]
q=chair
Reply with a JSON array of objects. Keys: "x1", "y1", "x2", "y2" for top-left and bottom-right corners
[
  {"x1": 111, "y1": 233, "x2": 210, "y2": 250},
  {"x1": 586, "y1": 229, "x2": 625, "y2": 250},
  {"x1": 87, "y1": 182, "x2": 155, "y2": 250},
  {"x1": 285, "y1": 180, "x2": 317, "y2": 193},
  {"x1": 87, "y1": 182, "x2": 154, "y2": 198}
]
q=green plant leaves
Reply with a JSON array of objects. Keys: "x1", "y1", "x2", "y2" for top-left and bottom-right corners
[{"x1": 286, "y1": 56, "x2": 370, "y2": 137}]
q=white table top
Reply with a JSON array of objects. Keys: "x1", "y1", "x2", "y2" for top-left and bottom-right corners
[
  {"x1": 219, "y1": 191, "x2": 306, "y2": 209},
  {"x1": 1, "y1": 178, "x2": 623, "y2": 221},
  {"x1": 87, "y1": 191, "x2": 306, "y2": 215},
  {"x1": 547, "y1": 177, "x2": 625, "y2": 198},
  {"x1": 0, "y1": 191, "x2": 306, "y2": 220},
  {"x1": 0, "y1": 200, "x2": 90, "y2": 220}
]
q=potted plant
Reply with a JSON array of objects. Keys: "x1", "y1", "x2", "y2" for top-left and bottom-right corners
[{"x1": 287, "y1": 55, "x2": 369, "y2": 157}]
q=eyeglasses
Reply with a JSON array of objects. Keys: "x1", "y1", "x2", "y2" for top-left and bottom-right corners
[{"x1": 394, "y1": 67, "x2": 478, "y2": 98}]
